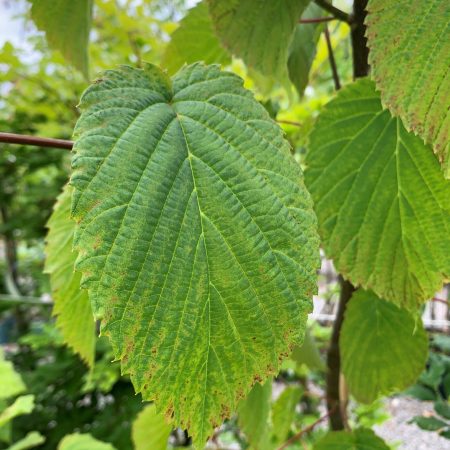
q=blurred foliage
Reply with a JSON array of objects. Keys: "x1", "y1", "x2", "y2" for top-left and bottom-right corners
[
  {"x1": 9, "y1": 325, "x2": 142, "y2": 450},
  {"x1": 405, "y1": 333, "x2": 450, "y2": 440}
]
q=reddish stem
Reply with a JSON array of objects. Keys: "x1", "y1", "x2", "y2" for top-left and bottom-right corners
[
  {"x1": 0, "y1": 132, "x2": 73, "y2": 150},
  {"x1": 277, "y1": 407, "x2": 336, "y2": 450},
  {"x1": 299, "y1": 17, "x2": 335, "y2": 24}
]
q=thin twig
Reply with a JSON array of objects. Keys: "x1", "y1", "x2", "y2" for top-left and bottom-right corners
[
  {"x1": 432, "y1": 297, "x2": 448, "y2": 306},
  {"x1": 299, "y1": 16, "x2": 335, "y2": 24},
  {"x1": 324, "y1": 26, "x2": 341, "y2": 91},
  {"x1": 314, "y1": 0, "x2": 351, "y2": 23},
  {"x1": 276, "y1": 119, "x2": 302, "y2": 127},
  {"x1": 0, "y1": 132, "x2": 73, "y2": 150},
  {"x1": 277, "y1": 408, "x2": 335, "y2": 450}
]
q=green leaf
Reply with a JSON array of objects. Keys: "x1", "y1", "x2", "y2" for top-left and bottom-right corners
[
  {"x1": 404, "y1": 384, "x2": 436, "y2": 401},
  {"x1": 162, "y1": 2, "x2": 231, "y2": 75},
  {"x1": 287, "y1": 3, "x2": 324, "y2": 97},
  {"x1": 419, "y1": 353, "x2": 446, "y2": 390},
  {"x1": 432, "y1": 334, "x2": 450, "y2": 353},
  {"x1": 237, "y1": 380, "x2": 272, "y2": 450},
  {"x1": 0, "y1": 396, "x2": 35, "y2": 427},
  {"x1": 435, "y1": 401, "x2": 450, "y2": 420},
  {"x1": 29, "y1": 0, "x2": 92, "y2": 77},
  {"x1": 271, "y1": 386, "x2": 301, "y2": 446},
  {"x1": 314, "y1": 428, "x2": 390, "y2": 450},
  {"x1": 6, "y1": 432, "x2": 45, "y2": 450},
  {"x1": 70, "y1": 62, "x2": 319, "y2": 445},
  {"x1": 45, "y1": 185, "x2": 95, "y2": 367},
  {"x1": 441, "y1": 428, "x2": 450, "y2": 439},
  {"x1": 411, "y1": 416, "x2": 448, "y2": 432},
  {"x1": 0, "y1": 349, "x2": 26, "y2": 400},
  {"x1": 444, "y1": 372, "x2": 450, "y2": 398},
  {"x1": 366, "y1": 0, "x2": 450, "y2": 178},
  {"x1": 58, "y1": 433, "x2": 116, "y2": 450},
  {"x1": 132, "y1": 404, "x2": 171, "y2": 450},
  {"x1": 291, "y1": 329, "x2": 325, "y2": 371},
  {"x1": 305, "y1": 78, "x2": 450, "y2": 309},
  {"x1": 207, "y1": 0, "x2": 309, "y2": 77},
  {"x1": 341, "y1": 289, "x2": 428, "y2": 403}
]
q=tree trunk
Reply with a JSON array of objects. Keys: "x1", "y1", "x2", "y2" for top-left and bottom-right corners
[{"x1": 325, "y1": 0, "x2": 369, "y2": 431}]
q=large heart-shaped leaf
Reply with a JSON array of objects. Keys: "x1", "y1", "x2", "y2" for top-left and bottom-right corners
[
  {"x1": 366, "y1": 0, "x2": 450, "y2": 178},
  {"x1": 305, "y1": 78, "x2": 450, "y2": 309},
  {"x1": 70, "y1": 63, "x2": 319, "y2": 445}
]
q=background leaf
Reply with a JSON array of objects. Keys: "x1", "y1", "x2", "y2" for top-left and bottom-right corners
[
  {"x1": 411, "y1": 416, "x2": 448, "y2": 432},
  {"x1": 0, "y1": 396, "x2": 35, "y2": 427},
  {"x1": 291, "y1": 329, "x2": 325, "y2": 371},
  {"x1": 305, "y1": 78, "x2": 450, "y2": 309},
  {"x1": 29, "y1": 0, "x2": 92, "y2": 77},
  {"x1": 366, "y1": 0, "x2": 450, "y2": 177},
  {"x1": 207, "y1": 0, "x2": 309, "y2": 78},
  {"x1": 287, "y1": 3, "x2": 324, "y2": 97},
  {"x1": 58, "y1": 433, "x2": 116, "y2": 450},
  {"x1": 162, "y1": 2, "x2": 231, "y2": 75},
  {"x1": 6, "y1": 432, "x2": 45, "y2": 450},
  {"x1": 45, "y1": 185, "x2": 95, "y2": 367},
  {"x1": 341, "y1": 289, "x2": 428, "y2": 403},
  {"x1": 131, "y1": 404, "x2": 171, "y2": 450},
  {"x1": 0, "y1": 349, "x2": 26, "y2": 400},
  {"x1": 70, "y1": 62, "x2": 319, "y2": 445},
  {"x1": 271, "y1": 386, "x2": 301, "y2": 446},
  {"x1": 237, "y1": 380, "x2": 272, "y2": 450},
  {"x1": 313, "y1": 428, "x2": 390, "y2": 450}
]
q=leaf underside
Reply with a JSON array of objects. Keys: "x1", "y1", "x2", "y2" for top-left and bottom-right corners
[
  {"x1": 70, "y1": 63, "x2": 319, "y2": 445},
  {"x1": 366, "y1": 0, "x2": 450, "y2": 178},
  {"x1": 341, "y1": 289, "x2": 428, "y2": 403},
  {"x1": 45, "y1": 185, "x2": 95, "y2": 367},
  {"x1": 29, "y1": 0, "x2": 92, "y2": 77},
  {"x1": 207, "y1": 0, "x2": 309, "y2": 78},
  {"x1": 162, "y1": 2, "x2": 231, "y2": 75},
  {"x1": 305, "y1": 78, "x2": 450, "y2": 310}
]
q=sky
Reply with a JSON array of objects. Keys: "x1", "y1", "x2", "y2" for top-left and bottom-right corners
[{"x1": 0, "y1": 1, "x2": 29, "y2": 47}]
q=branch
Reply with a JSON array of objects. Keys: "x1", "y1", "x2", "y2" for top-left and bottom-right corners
[
  {"x1": 276, "y1": 119, "x2": 302, "y2": 127},
  {"x1": 299, "y1": 16, "x2": 335, "y2": 24},
  {"x1": 0, "y1": 132, "x2": 73, "y2": 150},
  {"x1": 277, "y1": 407, "x2": 336, "y2": 450},
  {"x1": 324, "y1": 25, "x2": 341, "y2": 91},
  {"x1": 326, "y1": 277, "x2": 354, "y2": 430},
  {"x1": 432, "y1": 297, "x2": 448, "y2": 306},
  {"x1": 314, "y1": 0, "x2": 351, "y2": 23}
]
